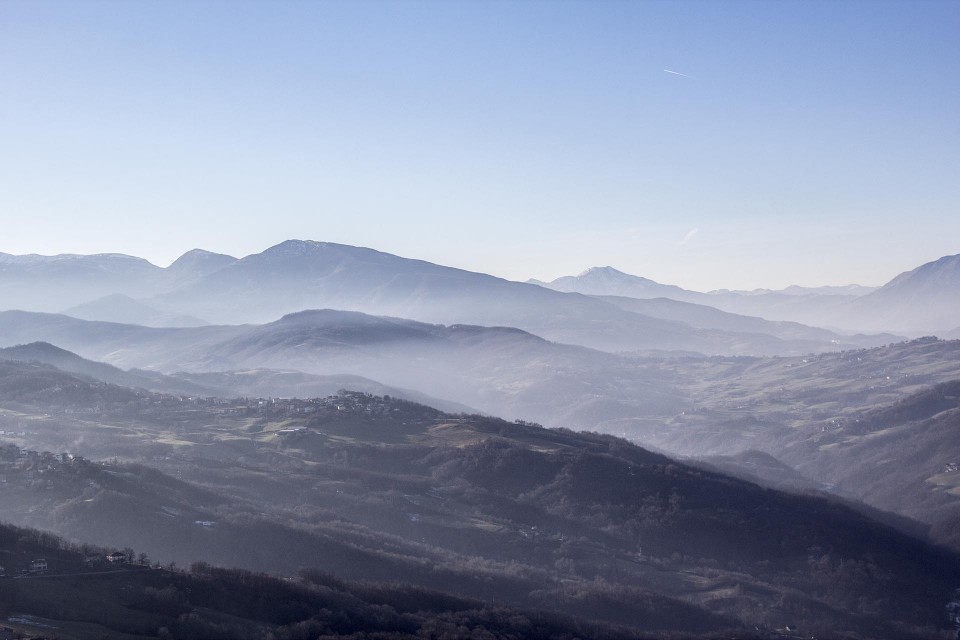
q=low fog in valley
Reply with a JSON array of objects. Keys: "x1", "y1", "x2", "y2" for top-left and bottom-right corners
[{"x1": 1, "y1": 1, "x2": 958, "y2": 638}]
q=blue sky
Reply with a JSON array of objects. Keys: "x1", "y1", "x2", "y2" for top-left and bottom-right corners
[{"x1": 1, "y1": 0, "x2": 957, "y2": 290}]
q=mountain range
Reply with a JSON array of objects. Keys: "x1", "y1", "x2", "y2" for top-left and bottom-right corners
[
  {"x1": 535, "y1": 254, "x2": 960, "y2": 336},
  {"x1": 0, "y1": 240, "x2": 920, "y2": 356},
  {"x1": 0, "y1": 340, "x2": 472, "y2": 413},
  {"x1": 531, "y1": 267, "x2": 877, "y2": 300},
  {"x1": 2, "y1": 240, "x2": 960, "y2": 638}
]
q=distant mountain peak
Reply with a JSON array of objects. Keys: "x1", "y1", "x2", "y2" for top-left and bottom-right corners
[
  {"x1": 171, "y1": 247, "x2": 236, "y2": 261},
  {"x1": 577, "y1": 265, "x2": 630, "y2": 277},
  {"x1": 576, "y1": 266, "x2": 666, "y2": 285},
  {"x1": 263, "y1": 239, "x2": 334, "y2": 255},
  {"x1": 167, "y1": 248, "x2": 237, "y2": 271},
  {"x1": 0, "y1": 341, "x2": 75, "y2": 359},
  {"x1": 253, "y1": 240, "x2": 378, "y2": 265},
  {"x1": 539, "y1": 266, "x2": 692, "y2": 300}
]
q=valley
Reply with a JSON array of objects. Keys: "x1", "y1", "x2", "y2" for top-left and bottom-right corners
[
  {"x1": 0, "y1": 243, "x2": 959, "y2": 639},
  {"x1": 0, "y1": 361, "x2": 955, "y2": 638},
  {"x1": 5, "y1": 1, "x2": 957, "y2": 636}
]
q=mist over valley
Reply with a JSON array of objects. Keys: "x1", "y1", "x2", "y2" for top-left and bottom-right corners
[
  {"x1": 2, "y1": 0, "x2": 958, "y2": 636},
  {"x1": 0, "y1": 242, "x2": 959, "y2": 638}
]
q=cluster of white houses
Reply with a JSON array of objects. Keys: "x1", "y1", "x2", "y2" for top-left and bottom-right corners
[{"x1": 0, "y1": 551, "x2": 132, "y2": 577}]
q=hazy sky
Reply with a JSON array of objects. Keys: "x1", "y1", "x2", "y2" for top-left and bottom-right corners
[{"x1": 1, "y1": 0, "x2": 957, "y2": 291}]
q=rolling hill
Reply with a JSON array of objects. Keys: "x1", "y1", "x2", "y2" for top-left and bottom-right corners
[
  {"x1": 0, "y1": 341, "x2": 214, "y2": 396},
  {"x1": 0, "y1": 309, "x2": 685, "y2": 428},
  {"x1": 0, "y1": 340, "x2": 473, "y2": 414},
  {"x1": 618, "y1": 338, "x2": 960, "y2": 550},
  {"x1": 593, "y1": 294, "x2": 898, "y2": 346},
  {"x1": 0, "y1": 362, "x2": 955, "y2": 639},
  {"x1": 0, "y1": 520, "x2": 692, "y2": 640},
  {"x1": 3, "y1": 312, "x2": 960, "y2": 556},
  {"x1": 62, "y1": 293, "x2": 209, "y2": 328}
]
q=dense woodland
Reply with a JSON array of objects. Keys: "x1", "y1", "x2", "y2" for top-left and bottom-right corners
[{"x1": 0, "y1": 521, "x2": 740, "y2": 639}]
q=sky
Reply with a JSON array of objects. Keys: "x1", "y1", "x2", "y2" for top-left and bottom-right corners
[{"x1": 1, "y1": 0, "x2": 958, "y2": 291}]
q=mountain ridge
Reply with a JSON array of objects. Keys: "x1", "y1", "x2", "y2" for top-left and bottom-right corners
[
  {"x1": 838, "y1": 252, "x2": 960, "y2": 334},
  {"x1": 62, "y1": 293, "x2": 210, "y2": 328},
  {"x1": 537, "y1": 254, "x2": 960, "y2": 335},
  {"x1": 0, "y1": 240, "x2": 896, "y2": 355}
]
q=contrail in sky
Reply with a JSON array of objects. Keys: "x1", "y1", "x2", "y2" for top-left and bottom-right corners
[
  {"x1": 678, "y1": 228, "x2": 699, "y2": 245},
  {"x1": 663, "y1": 69, "x2": 691, "y2": 78}
]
